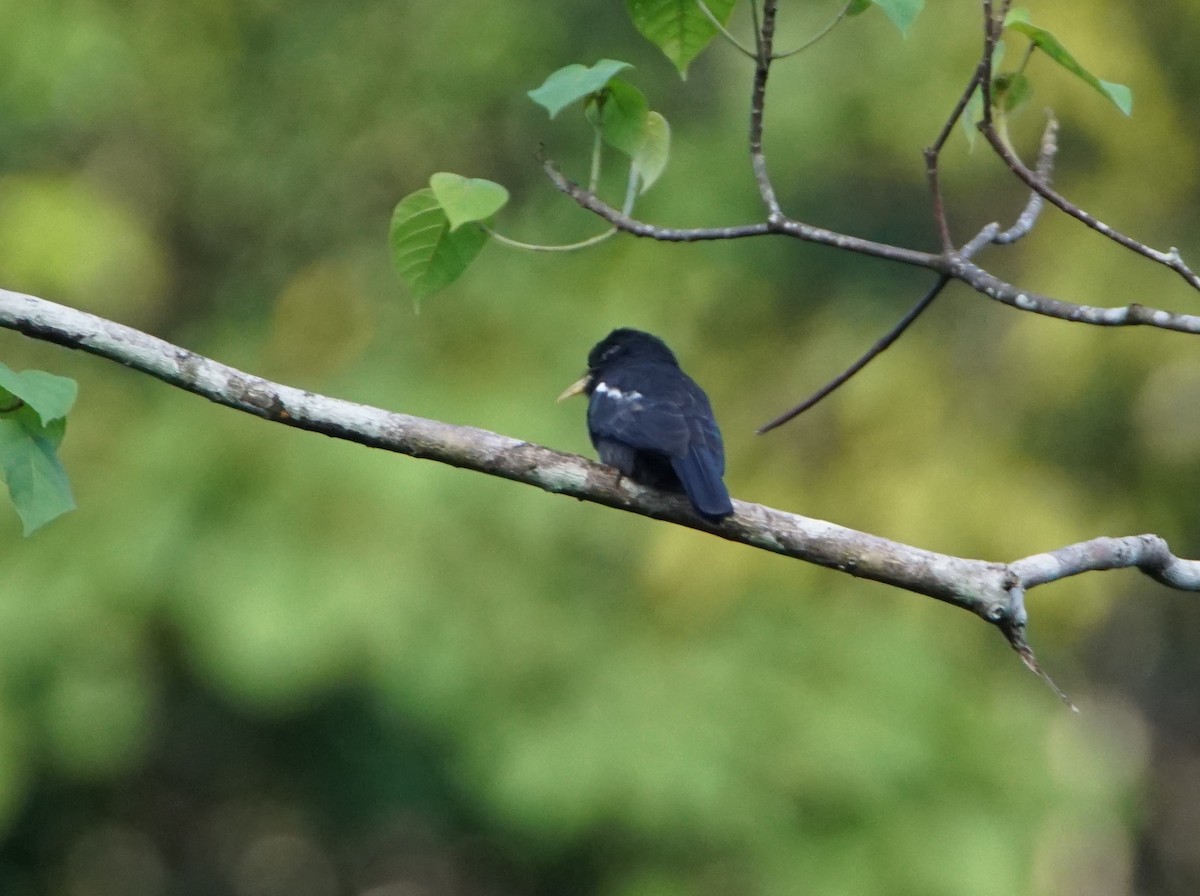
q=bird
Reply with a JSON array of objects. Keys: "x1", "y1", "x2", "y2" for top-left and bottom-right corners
[{"x1": 558, "y1": 328, "x2": 734, "y2": 521}]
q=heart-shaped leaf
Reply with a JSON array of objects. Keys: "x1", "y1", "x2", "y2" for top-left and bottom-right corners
[
  {"x1": 0, "y1": 363, "x2": 77, "y2": 425},
  {"x1": 528, "y1": 60, "x2": 633, "y2": 118},
  {"x1": 429, "y1": 173, "x2": 510, "y2": 232},
  {"x1": 0, "y1": 408, "x2": 74, "y2": 535},
  {"x1": 389, "y1": 189, "x2": 488, "y2": 302},
  {"x1": 584, "y1": 79, "x2": 650, "y2": 158},
  {"x1": 633, "y1": 111, "x2": 671, "y2": 193},
  {"x1": 625, "y1": 0, "x2": 736, "y2": 77}
]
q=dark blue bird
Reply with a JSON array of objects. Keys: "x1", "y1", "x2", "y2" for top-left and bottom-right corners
[{"x1": 559, "y1": 329, "x2": 734, "y2": 521}]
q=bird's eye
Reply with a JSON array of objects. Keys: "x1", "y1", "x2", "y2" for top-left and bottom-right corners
[{"x1": 601, "y1": 346, "x2": 621, "y2": 362}]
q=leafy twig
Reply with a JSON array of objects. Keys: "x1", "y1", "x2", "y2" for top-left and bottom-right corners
[{"x1": 544, "y1": 161, "x2": 1200, "y2": 332}]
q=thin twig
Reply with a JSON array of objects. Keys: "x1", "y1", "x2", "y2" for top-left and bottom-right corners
[
  {"x1": 761, "y1": 107, "x2": 1063, "y2": 433},
  {"x1": 991, "y1": 113, "x2": 1055, "y2": 244},
  {"x1": 925, "y1": 147, "x2": 955, "y2": 252},
  {"x1": 757, "y1": 276, "x2": 950, "y2": 434},
  {"x1": 979, "y1": 0, "x2": 1000, "y2": 128},
  {"x1": 1006, "y1": 617, "x2": 1078, "y2": 711},
  {"x1": 543, "y1": 159, "x2": 939, "y2": 264},
  {"x1": 749, "y1": 0, "x2": 782, "y2": 218},
  {"x1": 960, "y1": 223, "x2": 1001, "y2": 258},
  {"x1": 930, "y1": 70, "x2": 985, "y2": 156},
  {"x1": 543, "y1": 159, "x2": 1200, "y2": 332},
  {"x1": 923, "y1": 65, "x2": 987, "y2": 251},
  {"x1": 981, "y1": 124, "x2": 1200, "y2": 289},
  {"x1": 950, "y1": 259, "x2": 1200, "y2": 332}
]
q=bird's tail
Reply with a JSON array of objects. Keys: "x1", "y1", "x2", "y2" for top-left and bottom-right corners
[{"x1": 672, "y1": 446, "x2": 734, "y2": 521}]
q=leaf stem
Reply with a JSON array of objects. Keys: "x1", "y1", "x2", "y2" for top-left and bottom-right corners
[
  {"x1": 481, "y1": 225, "x2": 616, "y2": 252},
  {"x1": 482, "y1": 158, "x2": 640, "y2": 253},
  {"x1": 694, "y1": 0, "x2": 758, "y2": 59},
  {"x1": 588, "y1": 128, "x2": 604, "y2": 194},
  {"x1": 772, "y1": 0, "x2": 853, "y2": 59}
]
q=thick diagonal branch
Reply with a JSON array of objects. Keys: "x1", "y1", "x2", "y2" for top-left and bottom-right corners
[{"x1": 3, "y1": 285, "x2": 1199, "y2": 636}]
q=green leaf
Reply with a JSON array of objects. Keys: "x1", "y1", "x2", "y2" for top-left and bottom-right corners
[
  {"x1": 849, "y1": 0, "x2": 924, "y2": 34},
  {"x1": 582, "y1": 81, "x2": 671, "y2": 193},
  {"x1": 585, "y1": 79, "x2": 650, "y2": 158},
  {"x1": 633, "y1": 111, "x2": 671, "y2": 192},
  {"x1": 994, "y1": 72, "x2": 1033, "y2": 114},
  {"x1": 428, "y1": 173, "x2": 510, "y2": 233},
  {"x1": 389, "y1": 189, "x2": 488, "y2": 301},
  {"x1": 527, "y1": 60, "x2": 633, "y2": 118},
  {"x1": 0, "y1": 363, "x2": 77, "y2": 425},
  {"x1": 624, "y1": 0, "x2": 736, "y2": 77},
  {"x1": 1004, "y1": 11, "x2": 1133, "y2": 115},
  {"x1": 0, "y1": 407, "x2": 74, "y2": 535}
]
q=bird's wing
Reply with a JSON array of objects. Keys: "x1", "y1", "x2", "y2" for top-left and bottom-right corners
[
  {"x1": 586, "y1": 363, "x2": 691, "y2": 458},
  {"x1": 680, "y1": 378, "x2": 726, "y2": 475},
  {"x1": 670, "y1": 381, "x2": 732, "y2": 517},
  {"x1": 671, "y1": 443, "x2": 733, "y2": 518}
]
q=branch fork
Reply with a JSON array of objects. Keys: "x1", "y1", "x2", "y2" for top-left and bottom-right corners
[{"x1": 544, "y1": 0, "x2": 1200, "y2": 429}]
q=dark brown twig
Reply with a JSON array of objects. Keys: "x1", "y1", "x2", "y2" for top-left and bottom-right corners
[
  {"x1": 973, "y1": 3, "x2": 1200, "y2": 289},
  {"x1": 757, "y1": 276, "x2": 949, "y2": 434},
  {"x1": 758, "y1": 112, "x2": 1057, "y2": 432},
  {"x1": 979, "y1": 0, "x2": 1001, "y2": 127},
  {"x1": 925, "y1": 148, "x2": 955, "y2": 253},
  {"x1": 981, "y1": 125, "x2": 1200, "y2": 289},
  {"x1": 542, "y1": 160, "x2": 940, "y2": 265},
  {"x1": 750, "y1": 0, "x2": 782, "y2": 218},
  {"x1": 544, "y1": 160, "x2": 1200, "y2": 333},
  {"x1": 924, "y1": 50, "x2": 990, "y2": 256}
]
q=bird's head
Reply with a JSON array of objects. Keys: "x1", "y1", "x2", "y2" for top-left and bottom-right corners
[{"x1": 558, "y1": 329, "x2": 679, "y2": 402}]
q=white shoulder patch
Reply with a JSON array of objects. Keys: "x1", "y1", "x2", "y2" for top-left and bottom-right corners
[{"x1": 595, "y1": 382, "x2": 643, "y2": 402}]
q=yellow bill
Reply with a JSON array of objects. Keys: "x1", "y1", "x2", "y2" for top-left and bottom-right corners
[{"x1": 557, "y1": 374, "x2": 591, "y2": 402}]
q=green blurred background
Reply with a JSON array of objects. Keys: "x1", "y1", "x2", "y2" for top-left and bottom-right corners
[{"x1": 1, "y1": 1, "x2": 1199, "y2": 893}]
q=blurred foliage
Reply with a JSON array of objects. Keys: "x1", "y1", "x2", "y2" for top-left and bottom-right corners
[{"x1": 0, "y1": 1, "x2": 1199, "y2": 894}]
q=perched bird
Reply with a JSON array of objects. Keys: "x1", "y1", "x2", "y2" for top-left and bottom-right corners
[{"x1": 558, "y1": 328, "x2": 734, "y2": 521}]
